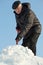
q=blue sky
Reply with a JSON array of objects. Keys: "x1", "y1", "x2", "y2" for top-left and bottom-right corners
[{"x1": 0, "y1": 0, "x2": 43, "y2": 57}]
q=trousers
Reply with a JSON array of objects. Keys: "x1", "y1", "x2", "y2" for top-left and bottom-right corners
[{"x1": 22, "y1": 31, "x2": 40, "y2": 55}]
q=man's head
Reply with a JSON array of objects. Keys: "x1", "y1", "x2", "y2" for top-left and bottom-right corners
[{"x1": 12, "y1": 1, "x2": 22, "y2": 14}]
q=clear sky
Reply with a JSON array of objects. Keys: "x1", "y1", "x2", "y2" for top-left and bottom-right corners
[{"x1": 0, "y1": 0, "x2": 43, "y2": 57}]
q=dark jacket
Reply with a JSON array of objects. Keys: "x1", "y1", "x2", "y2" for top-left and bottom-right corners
[{"x1": 14, "y1": 3, "x2": 41, "y2": 41}]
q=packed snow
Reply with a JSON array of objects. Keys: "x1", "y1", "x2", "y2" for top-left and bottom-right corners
[{"x1": 0, "y1": 45, "x2": 43, "y2": 65}]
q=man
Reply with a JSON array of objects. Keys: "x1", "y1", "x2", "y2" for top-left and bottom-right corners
[{"x1": 12, "y1": 1, "x2": 41, "y2": 55}]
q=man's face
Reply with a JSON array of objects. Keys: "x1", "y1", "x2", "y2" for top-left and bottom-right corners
[{"x1": 14, "y1": 4, "x2": 22, "y2": 14}]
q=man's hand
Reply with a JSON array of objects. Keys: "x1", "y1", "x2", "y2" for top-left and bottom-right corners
[
  {"x1": 16, "y1": 29, "x2": 20, "y2": 45},
  {"x1": 16, "y1": 29, "x2": 21, "y2": 33},
  {"x1": 16, "y1": 39, "x2": 19, "y2": 45}
]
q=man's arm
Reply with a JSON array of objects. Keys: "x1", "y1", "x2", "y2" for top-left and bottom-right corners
[{"x1": 16, "y1": 11, "x2": 34, "y2": 41}]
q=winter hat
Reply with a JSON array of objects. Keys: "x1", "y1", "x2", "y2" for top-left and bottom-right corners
[{"x1": 12, "y1": 1, "x2": 21, "y2": 9}]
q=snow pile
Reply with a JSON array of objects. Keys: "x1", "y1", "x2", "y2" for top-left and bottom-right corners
[{"x1": 0, "y1": 45, "x2": 43, "y2": 65}]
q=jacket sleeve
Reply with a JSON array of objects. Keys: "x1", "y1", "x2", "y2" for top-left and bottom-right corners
[
  {"x1": 16, "y1": 11, "x2": 34, "y2": 41},
  {"x1": 15, "y1": 15, "x2": 21, "y2": 30},
  {"x1": 16, "y1": 23, "x2": 21, "y2": 30}
]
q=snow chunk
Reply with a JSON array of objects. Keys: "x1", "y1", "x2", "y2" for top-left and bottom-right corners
[{"x1": 0, "y1": 45, "x2": 43, "y2": 65}]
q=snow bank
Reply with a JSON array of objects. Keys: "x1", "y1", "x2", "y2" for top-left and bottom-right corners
[{"x1": 0, "y1": 45, "x2": 43, "y2": 65}]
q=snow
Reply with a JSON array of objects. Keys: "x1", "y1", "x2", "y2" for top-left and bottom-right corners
[{"x1": 0, "y1": 45, "x2": 43, "y2": 65}]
